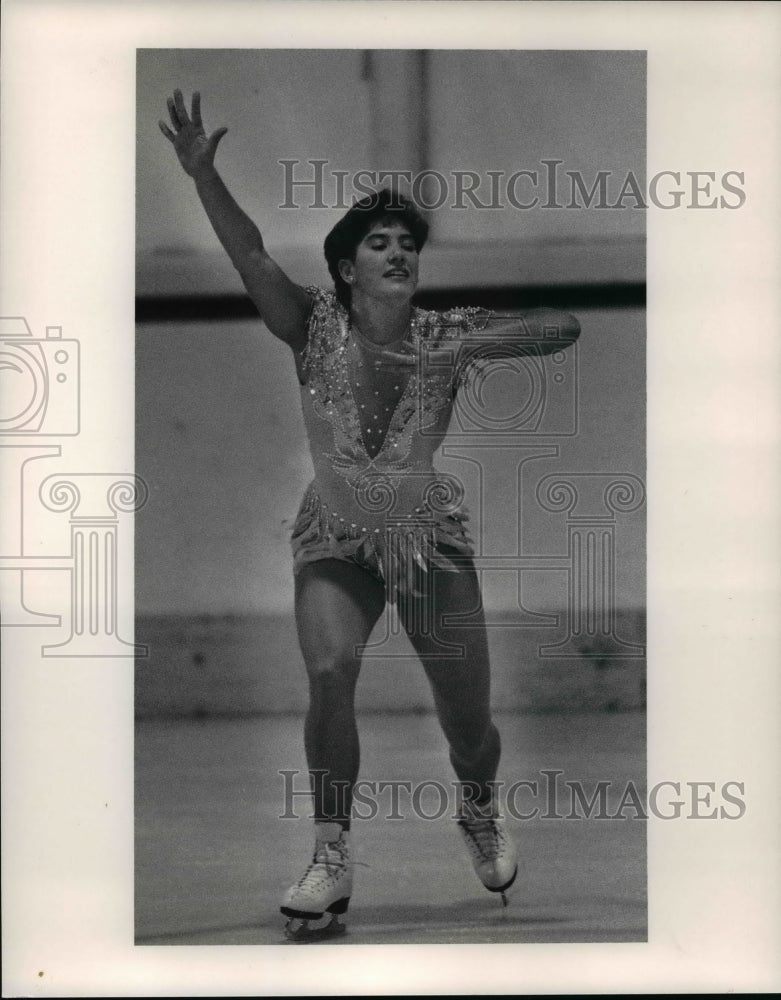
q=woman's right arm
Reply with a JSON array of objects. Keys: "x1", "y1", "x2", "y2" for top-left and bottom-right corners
[{"x1": 159, "y1": 90, "x2": 311, "y2": 351}]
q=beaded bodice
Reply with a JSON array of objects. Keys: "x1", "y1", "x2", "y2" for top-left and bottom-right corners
[
  {"x1": 346, "y1": 321, "x2": 414, "y2": 460},
  {"x1": 291, "y1": 287, "x2": 491, "y2": 597},
  {"x1": 298, "y1": 287, "x2": 489, "y2": 510}
]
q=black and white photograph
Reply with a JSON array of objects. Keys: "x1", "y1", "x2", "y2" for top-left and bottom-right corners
[
  {"x1": 135, "y1": 47, "x2": 647, "y2": 947},
  {"x1": 2, "y1": 1, "x2": 779, "y2": 995}
]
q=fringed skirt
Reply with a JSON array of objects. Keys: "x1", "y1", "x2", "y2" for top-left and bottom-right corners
[{"x1": 290, "y1": 482, "x2": 474, "y2": 603}]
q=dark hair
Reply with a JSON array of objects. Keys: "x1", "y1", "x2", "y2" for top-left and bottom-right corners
[{"x1": 323, "y1": 189, "x2": 429, "y2": 309}]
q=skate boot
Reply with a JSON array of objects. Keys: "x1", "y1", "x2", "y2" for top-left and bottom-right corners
[
  {"x1": 281, "y1": 822, "x2": 352, "y2": 941},
  {"x1": 457, "y1": 797, "x2": 518, "y2": 906}
]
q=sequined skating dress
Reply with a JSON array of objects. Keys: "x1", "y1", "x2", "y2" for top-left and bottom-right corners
[{"x1": 291, "y1": 286, "x2": 490, "y2": 602}]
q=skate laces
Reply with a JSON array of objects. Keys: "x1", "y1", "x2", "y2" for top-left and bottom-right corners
[
  {"x1": 294, "y1": 838, "x2": 349, "y2": 890},
  {"x1": 292, "y1": 837, "x2": 374, "y2": 895},
  {"x1": 458, "y1": 805, "x2": 508, "y2": 861}
]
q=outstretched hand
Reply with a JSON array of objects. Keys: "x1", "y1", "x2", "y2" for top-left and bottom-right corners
[
  {"x1": 159, "y1": 89, "x2": 228, "y2": 179},
  {"x1": 371, "y1": 342, "x2": 462, "y2": 375}
]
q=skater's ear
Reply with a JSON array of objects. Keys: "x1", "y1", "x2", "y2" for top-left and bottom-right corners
[{"x1": 338, "y1": 259, "x2": 356, "y2": 285}]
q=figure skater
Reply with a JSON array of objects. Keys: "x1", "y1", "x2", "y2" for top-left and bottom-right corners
[{"x1": 160, "y1": 89, "x2": 580, "y2": 940}]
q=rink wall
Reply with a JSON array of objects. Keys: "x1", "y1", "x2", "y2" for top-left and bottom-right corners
[{"x1": 134, "y1": 609, "x2": 646, "y2": 718}]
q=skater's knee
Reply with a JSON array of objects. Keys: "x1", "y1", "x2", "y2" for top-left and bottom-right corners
[{"x1": 306, "y1": 648, "x2": 361, "y2": 695}]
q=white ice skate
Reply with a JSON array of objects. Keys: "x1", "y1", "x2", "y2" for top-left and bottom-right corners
[
  {"x1": 281, "y1": 822, "x2": 353, "y2": 941},
  {"x1": 457, "y1": 798, "x2": 518, "y2": 906}
]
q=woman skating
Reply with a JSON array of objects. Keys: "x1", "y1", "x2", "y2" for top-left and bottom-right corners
[{"x1": 160, "y1": 89, "x2": 579, "y2": 940}]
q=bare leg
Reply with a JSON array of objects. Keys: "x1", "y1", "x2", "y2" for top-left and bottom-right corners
[
  {"x1": 294, "y1": 558, "x2": 386, "y2": 826},
  {"x1": 397, "y1": 554, "x2": 500, "y2": 807}
]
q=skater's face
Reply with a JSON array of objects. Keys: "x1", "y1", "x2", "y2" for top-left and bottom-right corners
[{"x1": 339, "y1": 221, "x2": 420, "y2": 304}]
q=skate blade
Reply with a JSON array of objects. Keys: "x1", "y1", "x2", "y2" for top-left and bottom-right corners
[
  {"x1": 283, "y1": 913, "x2": 347, "y2": 943},
  {"x1": 482, "y1": 865, "x2": 518, "y2": 908}
]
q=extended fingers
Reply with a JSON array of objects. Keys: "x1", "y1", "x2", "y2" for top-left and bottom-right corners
[
  {"x1": 164, "y1": 89, "x2": 204, "y2": 136},
  {"x1": 373, "y1": 350, "x2": 416, "y2": 368},
  {"x1": 166, "y1": 95, "x2": 182, "y2": 131},
  {"x1": 191, "y1": 90, "x2": 202, "y2": 128},
  {"x1": 165, "y1": 88, "x2": 194, "y2": 132},
  {"x1": 164, "y1": 88, "x2": 202, "y2": 138},
  {"x1": 173, "y1": 88, "x2": 190, "y2": 126},
  {"x1": 374, "y1": 346, "x2": 458, "y2": 369}
]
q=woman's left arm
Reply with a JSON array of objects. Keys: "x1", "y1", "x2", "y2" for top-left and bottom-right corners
[
  {"x1": 477, "y1": 307, "x2": 581, "y2": 357},
  {"x1": 368, "y1": 307, "x2": 580, "y2": 374}
]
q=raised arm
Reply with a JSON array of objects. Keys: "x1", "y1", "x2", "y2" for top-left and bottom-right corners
[{"x1": 159, "y1": 90, "x2": 311, "y2": 351}]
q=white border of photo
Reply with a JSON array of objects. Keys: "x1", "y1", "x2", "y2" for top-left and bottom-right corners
[{"x1": 2, "y1": 1, "x2": 779, "y2": 994}]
